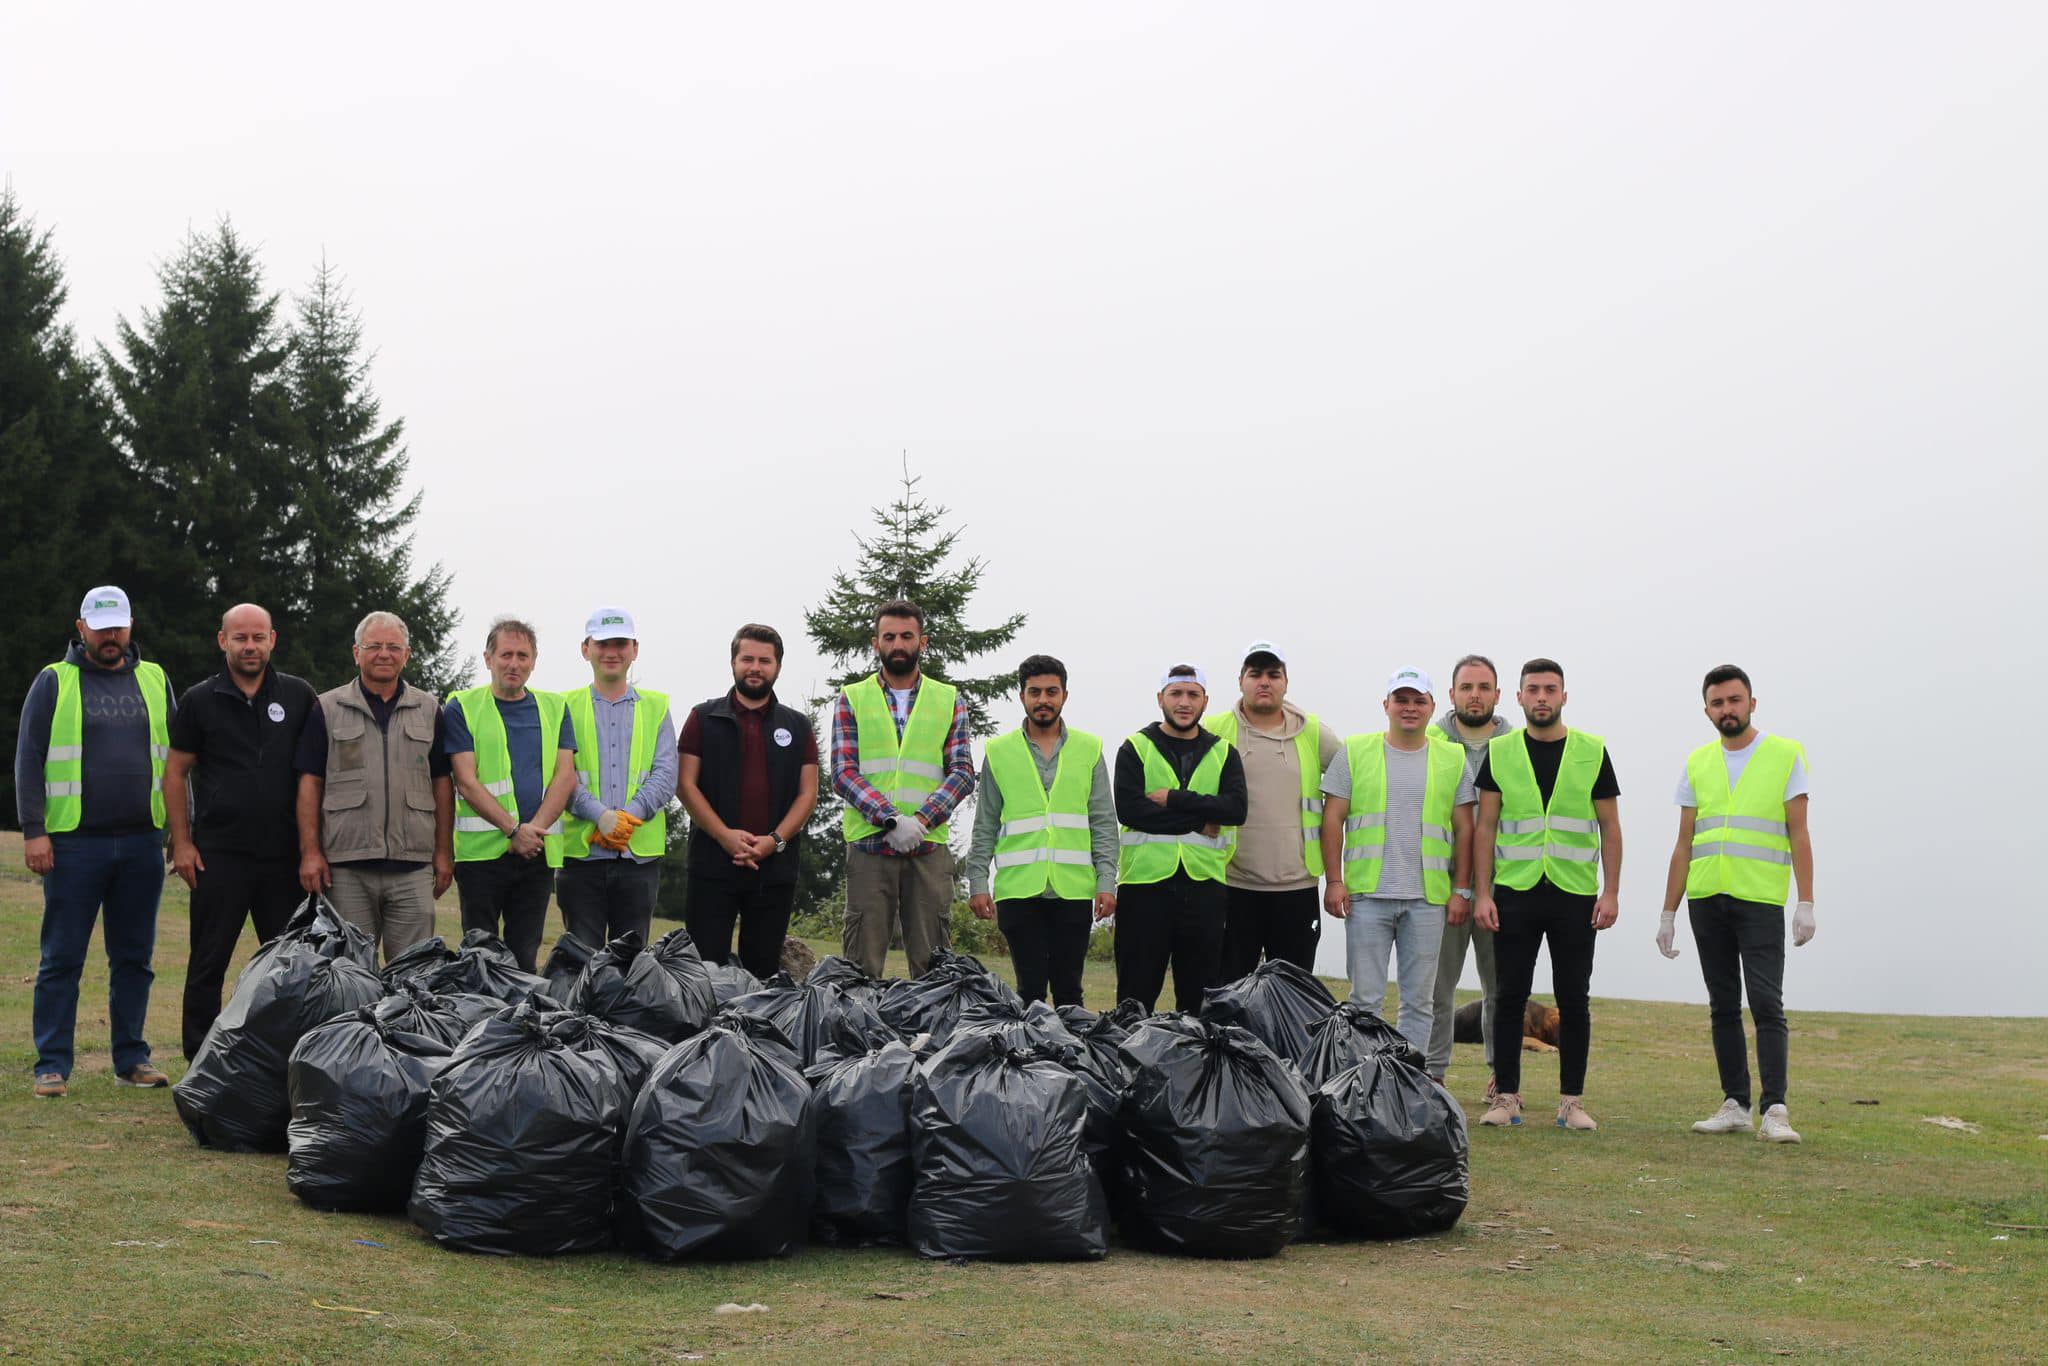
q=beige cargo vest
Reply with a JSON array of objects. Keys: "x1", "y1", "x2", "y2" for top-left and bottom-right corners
[{"x1": 317, "y1": 681, "x2": 440, "y2": 863}]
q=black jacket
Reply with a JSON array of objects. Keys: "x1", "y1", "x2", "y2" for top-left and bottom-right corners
[
  {"x1": 686, "y1": 692, "x2": 813, "y2": 886},
  {"x1": 1113, "y1": 722, "x2": 1248, "y2": 833}
]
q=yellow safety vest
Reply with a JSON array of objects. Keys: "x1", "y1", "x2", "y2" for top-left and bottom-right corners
[
  {"x1": 560, "y1": 685, "x2": 670, "y2": 860},
  {"x1": 1685, "y1": 734, "x2": 1802, "y2": 906},
  {"x1": 1203, "y1": 709, "x2": 1324, "y2": 877},
  {"x1": 841, "y1": 674, "x2": 957, "y2": 843},
  {"x1": 1338, "y1": 731, "x2": 1466, "y2": 903},
  {"x1": 1118, "y1": 731, "x2": 1232, "y2": 885},
  {"x1": 451, "y1": 687, "x2": 568, "y2": 866},
  {"x1": 1489, "y1": 729, "x2": 1605, "y2": 896},
  {"x1": 40, "y1": 660, "x2": 170, "y2": 832},
  {"x1": 986, "y1": 728, "x2": 1101, "y2": 901}
]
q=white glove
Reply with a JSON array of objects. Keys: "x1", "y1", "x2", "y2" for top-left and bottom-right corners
[
  {"x1": 883, "y1": 817, "x2": 926, "y2": 854},
  {"x1": 1656, "y1": 909, "x2": 1680, "y2": 959},
  {"x1": 1792, "y1": 900, "x2": 1816, "y2": 947}
]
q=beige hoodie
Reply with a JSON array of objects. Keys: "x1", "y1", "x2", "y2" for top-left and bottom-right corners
[{"x1": 1221, "y1": 699, "x2": 1341, "y2": 892}]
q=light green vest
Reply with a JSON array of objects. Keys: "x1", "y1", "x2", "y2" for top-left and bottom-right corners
[
  {"x1": 1339, "y1": 731, "x2": 1466, "y2": 903},
  {"x1": 841, "y1": 674, "x2": 957, "y2": 843},
  {"x1": 986, "y1": 728, "x2": 1101, "y2": 901},
  {"x1": 1117, "y1": 731, "x2": 1232, "y2": 885},
  {"x1": 1490, "y1": 729, "x2": 1605, "y2": 896},
  {"x1": 451, "y1": 687, "x2": 568, "y2": 866},
  {"x1": 1203, "y1": 709, "x2": 1325, "y2": 877},
  {"x1": 1686, "y1": 734, "x2": 1802, "y2": 906},
  {"x1": 560, "y1": 685, "x2": 670, "y2": 860},
  {"x1": 41, "y1": 660, "x2": 171, "y2": 833}
]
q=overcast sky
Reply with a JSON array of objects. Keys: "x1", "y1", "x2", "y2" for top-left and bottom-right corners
[{"x1": 6, "y1": 4, "x2": 2041, "y2": 1014}]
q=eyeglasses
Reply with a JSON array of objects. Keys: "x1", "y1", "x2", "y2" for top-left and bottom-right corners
[{"x1": 360, "y1": 642, "x2": 407, "y2": 655}]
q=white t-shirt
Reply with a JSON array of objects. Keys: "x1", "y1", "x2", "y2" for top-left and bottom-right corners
[
  {"x1": 887, "y1": 687, "x2": 914, "y2": 737},
  {"x1": 1674, "y1": 731, "x2": 1809, "y2": 807}
]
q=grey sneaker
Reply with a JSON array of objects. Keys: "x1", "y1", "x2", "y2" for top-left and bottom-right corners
[
  {"x1": 1758, "y1": 1104, "x2": 1802, "y2": 1144},
  {"x1": 33, "y1": 1072, "x2": 67, "y2": 1099},
  {"x1": 116, "y1": 1062, "x2": 169, "y2": 1088},
  {"x1": 1692, "y1": 1098, "x2": 1752, "y2": 1134}
]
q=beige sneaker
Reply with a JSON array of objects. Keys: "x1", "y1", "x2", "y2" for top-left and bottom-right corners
[
  {"x1": 1556, "y1": 1095, "x2": 1598, "y2": 1131},
  {"x1": 1758, "y1": 1104, "x2": 1802, "y2": 1144},
  {"x1": 1692, "y1": 1098, "x2": 1752, "y2": 1134},
  {"x1": 1479, "y1": 1091, "x2": 1523, "y2": 1126}
]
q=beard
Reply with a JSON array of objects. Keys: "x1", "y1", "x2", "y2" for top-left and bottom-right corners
[
  {"x1": 882, "y1": 648, "x2": 919, "y2": 681},
  {"x1": 1715, "y1": 714, "x2": 1749, "y2": 735},
  {"x1": 1458, "y1": 703, "x2": 1495, "y2": 725},
  {"x1": 229, "y1": 654, "x2": 267, "y2": 678},
  {"x1": 735, "y1": 675, "x2": 774, "y2": 701}
]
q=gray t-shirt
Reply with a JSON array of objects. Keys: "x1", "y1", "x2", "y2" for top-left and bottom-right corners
[{"x1": 1321, "y1": 739, "x2": 1477, "y2": 902}]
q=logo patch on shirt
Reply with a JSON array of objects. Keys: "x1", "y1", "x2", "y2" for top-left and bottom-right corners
[
  {"x1": 773, "y1": 727, "x2": 794, "y2": 747},
  {"x1": 267, "y1": 702, "x2": 286, "y2": 723}
]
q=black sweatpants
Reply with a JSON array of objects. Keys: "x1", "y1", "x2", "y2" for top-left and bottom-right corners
[
  {"x1": 183, "y1": 850, "x2": 301, "y2": 1060},
  {"x1": 454, "y1": 853, "x2": 554, "y2": 973},
  {"x1": 1491, "y1": 882, "x2": 1597, "y2": 1097},
  {"x1": 687, "y1": 872, "x2": 798, "y2": 982},
  {"x1": 1689, "y1": 893, "x2": 1789, "y2": 1110},
  {"x1": 996, "y1": 897, "x2": 1095, "y2": 1006},
  {"x1": 1221, "y1": 885, "x2": 1322, "y2": 980},
  {"x1": 555, "y1": 857, "x2": 660, "y2": 949},
  {"x1": 1114, "y1": 872, "x2": 1227, "y2": 1014}
]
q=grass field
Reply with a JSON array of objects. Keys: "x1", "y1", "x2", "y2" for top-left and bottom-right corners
[{"x1": 1, "y1": 830, "x2": 2042, "y2": 1363}]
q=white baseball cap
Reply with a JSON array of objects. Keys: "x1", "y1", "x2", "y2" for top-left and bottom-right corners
[
  {"x1": 1241, "y1": 640, "x2": 1287, "y2": 667},
  {"x1": 1157, "y1": 664, "x2": 1209, "y2": 692},
  {"x1": 1385, "y1": 666, "x2": 1435, "y2": 698},
  {"x1": 584, "y1": 606, "x2": 638, "y2": 641},
  {"x1": 79, "y1": 586, "x2": 132, "y2": 630}
]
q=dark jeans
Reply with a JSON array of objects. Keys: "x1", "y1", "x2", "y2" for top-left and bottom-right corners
[
  {"x1": 1491, "y1": 883, "x2": 1597, "y2": 1097},
  {"x1": 1114, "y1": 872, "x2": 1227, "y2": 1014},
  {"x1": 453, "y1": 853, "x2": 554, "y2": 972},
  {"x1": 555, "y1": 858, "x2": 660, "y2": 949},
  {"x1": 1689, "y1": 893, "x2": 1788, "y2": 1110},
  {"x1": 997, "y1": 897, "x2": 1094, "y2": 1006},
  {"x1": 1221, "y1": 885, "x2": 1322, "y2": 980},
  {"x1": 34, "y1": 831, "x2": 165, "y2": 1077},
  {"x1": 688, "y1": 872, "x2": 798, "y2": 982},
  {"x1": 184, "y1": 850, "x2": 300, "y2": 1059}
]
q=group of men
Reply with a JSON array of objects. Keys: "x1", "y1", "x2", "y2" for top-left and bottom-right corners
[{"x1": 18, "y1": 588, "x2": 1818, "y2": 1148}]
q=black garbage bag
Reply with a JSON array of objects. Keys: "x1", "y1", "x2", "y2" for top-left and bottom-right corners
[
  {"x1": 805, "y1": 1040, "x2": 918, "y2": 1246},
  {"x1": 877, "y1": 949, "x2": 1023, "y2": 1043},
  {"x1": 1300, "y1": 1000, "x2": 1424, "y2": 1088},
  {"x1": 1199, "y1": 959, "x2": 1338, "y2": 1065},
  {"x1": 704, "y1": 959, "x2": 762, "y2": 1005},
  {"x1": 572, "y1": 932, "x2": 698, "y2": 1041},
  {"x1": 379, "y1": 935, "x2": 458, "y2": 990},
  {"x1": 549, "y1": 1009, "x2": 671, "y2": 1098},
  {"x1": 646, "y1": 926, "x2": 718, "y2": 1035},
  {"x1": 1057, "y1": 1004, "x2": 1135, "y2": 1083},
  {"x1": 457, "y1": 928, "x2": 519, "y2": 964},
  {"x1": 907, "y1": 1028, "x2": 1107, "y2": 1262},
  {"x1": 953, "y1": 1002, "x2": 1127, "y2": 1201},
  {"x1": 419, "y1": 937, "x2": 557, "y2": 1006},
  {"x1": 1311, "y1": 1051, "x2": 1469, "y2": 1238},
  {"x1": 1116, "y1": 1016, "x2": 1311, "y2": 1258},
  {"x1": 619, "y1": 1016, "x2": 817, "y2": 1259},
  {"x1": 805, "y1": 954, "x2": 877, "y2": 993},
  {"x1": 727, "y1": 971, "x2": 898, "y2": 1068},
  {"x1": 373, "y1": 980, "x2": 500, "y2": 1047},
  {"x1": 286, "y1": 995, "x2": 458, "y2": 1211},
  {"x1": 409, "y1": 1000, "x2": 629, "y2": 1255},
  {"x1": 540, "y1": 933, "x2": 596, "y2": 1005},
  {"x1": 173, "y1": 899, "x2": 384, "y2": 1152}
]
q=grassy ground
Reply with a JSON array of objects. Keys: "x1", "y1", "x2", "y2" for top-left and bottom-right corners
[{"x1": 1, "y1": 830, "x2": 2042, "y2": 1364}]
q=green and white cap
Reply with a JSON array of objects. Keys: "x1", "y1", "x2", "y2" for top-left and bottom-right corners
[
  {"x1": 79, "y1": 585, "x2": 132, "y2": 630},
  {"x1": 584, "y1": 606, "x2": 638, "y2": 641},
  {"x1": 1384, "y1": 666, "x2": 1435, "y2": 698}
]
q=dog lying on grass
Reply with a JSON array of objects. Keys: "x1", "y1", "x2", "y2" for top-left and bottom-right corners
[{"x1": 1452, "y1": 998, "x2": 1561, "y2": 1052}]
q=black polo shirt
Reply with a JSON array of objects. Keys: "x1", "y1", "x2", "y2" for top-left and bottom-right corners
[{"x1": 168, "y1": 666, "x2": 318, "y2": 859}]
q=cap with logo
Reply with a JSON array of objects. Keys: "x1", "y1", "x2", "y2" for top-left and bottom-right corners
[
  {"x1": 1385, "y1": 667, "x2": 1435, "y2": 698},
  {"x1": 79, "y1": 586, "x2": 133, "y2": 630},
  {"x1": 1241, "y1": 640, "x2": 1287, "y2": 668},
  {"x1": 584, "y1": 606, "x2": 638, "y2": 641},
  {"x1": 1157, "y1": 664, "x2": 1209, "y2": 692}
]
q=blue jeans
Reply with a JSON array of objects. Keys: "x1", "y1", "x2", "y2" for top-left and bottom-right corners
[
  {"x1": 34, "y1": 831, "x2": 165, "y2": 1077},
  {"x1": 1344, "y1": 895, "x2": 1445, "y2": 1054}
]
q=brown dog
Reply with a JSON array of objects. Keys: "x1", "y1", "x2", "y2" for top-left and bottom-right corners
[{"x1": 1452, "y1": 999, "x2": 1561, "y2": 1052}]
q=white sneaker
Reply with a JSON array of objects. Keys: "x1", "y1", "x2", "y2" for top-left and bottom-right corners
[
  {"x1": 1758, "y1": 1104, "x2": 1801, "y2": 1144},
  {"x1": 1691, "y1": 1098, "x2": 1752, "y2": 1134}
]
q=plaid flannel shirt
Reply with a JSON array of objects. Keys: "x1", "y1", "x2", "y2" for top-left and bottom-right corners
[{"x1": 831, "y1": 678, "x2": 975, "y2": 856}]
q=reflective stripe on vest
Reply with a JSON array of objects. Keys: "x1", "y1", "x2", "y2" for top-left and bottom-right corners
[
  {"x1": 1338, "y1": 730, "x2": 1466, "y2": 902},
  {"x1": 841, "y1": 674, "x2": 957, "y2": 843},
  {"x1": 987, "y1": 728, "x2": 1101, "y2": 901},
  {"x1": 559, "y1": 686, "x2": 670, "y2": 860},
  {"x1": 452, "y1": 687, "x2": 568, "y2": 867},
  {"x1": 1685, "y1": 734, "x2": 1802, "y2": 905},
  {"x1": 40, "y1": 660, "x2": 171, "y2": 833},
  {"x1": 1117, "y1": 731, "x2": 1231, "y2": 885},
  {"x1": 1203, "y1": 709, "x2": 1324, "y2": 877},
  {"x1": 1489, "y1": 728, "x2": 1605, "y2": 895}
]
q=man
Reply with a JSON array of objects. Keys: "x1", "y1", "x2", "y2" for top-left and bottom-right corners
[
  {"x1": 295, "y1": 610, "x2": 454, "y2": 965},
  {"x1": 678, "y1": 623, "x2": 819, "y2": 980},
  {"x1": 14, "y1": 586, "x2": 177, "y2": 1098},
  {"x1": 558, "y1": 607, "x2": 677, "y2": 951},
  {"x1": 966, "y1": 654, "x2": 1119, "y2": 1006},
  {"x1": 443, "y1": 617, "x2": 577, "y2": 973},
  {"x1": 1203, "y1": 641, "x2": 1340, "y2": 978},
  {"x1": 832, "y1": 600, "x2": 973, "y2": 979},
  {"x1": 1113, "y1": 664, "x2": 1248, "y2": 1013},
  {"x1": 1427, "y1": 654, "x2": 1515, "y2": 1089},
  {"x1": 164, "y1": 603, "x2": 317, "y2": 1060},
  {"x1": 1659, "y1": 664, "x2": 1815, "y2": 1144},
  {"x1": 1319, "y1": 668, "x2": 1476, "y2": 1054},
  {"x1": 1472, "y1": 658, "x2": 1622, "y2": 1131}
]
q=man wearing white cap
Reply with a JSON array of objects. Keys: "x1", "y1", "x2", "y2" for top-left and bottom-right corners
[
  {"x1": 14, "y1": 587, "x2": 178, "y2": 1097},
  {"x1": 1319, "y1": 668, "x2": 1476, "y2": 1054},
  {"x1": 1203, "y1": 641, "x2": 1340, "y2": 977},
  {"x1": 558, "y1": 606, "x2": 678, "y2": 951},
  {"x1": 1113, "y1": 664, "x2": 1248, "y2": 1012}
]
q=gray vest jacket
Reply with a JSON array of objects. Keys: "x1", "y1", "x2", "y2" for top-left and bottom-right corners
[{"x1": 318, "y1": 682, "x2": 440, "y2": 864}]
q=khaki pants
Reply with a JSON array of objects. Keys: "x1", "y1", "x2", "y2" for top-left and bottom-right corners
[
  {"x1": 844, "y1": 847, "x2": 954, "y2": 978},
  {"x1": 327, "y1": 863, "x2": 437, "y2": 966}
]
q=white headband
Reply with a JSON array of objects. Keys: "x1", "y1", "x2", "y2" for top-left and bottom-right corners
[{"x1": 1157, "y1": 666, "x2": 1208, "y2": 691}]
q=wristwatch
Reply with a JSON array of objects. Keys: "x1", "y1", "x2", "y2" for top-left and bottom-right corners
[
  {"x1": 1453, "y1": 886, "x2": 1474, "y2": 900},
  {"x1": 773, "y1": 835, "x2": 788, "y2": 855}
]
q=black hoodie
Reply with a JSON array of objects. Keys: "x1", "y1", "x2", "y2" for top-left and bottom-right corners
[{"x1": 14, "y1": 639, "x2": 177, "y2": 837}]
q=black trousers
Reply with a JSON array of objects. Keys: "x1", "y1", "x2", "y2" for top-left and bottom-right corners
[
  {"x1": 1689, "y1": 893, "x2": 1789, "y2": 1110},
  {"x1": 1114, "y1": 873, "x2": 1227, "y2": 1014},
  {"x1": 1491, "y1": 883, "x2": 1597, "y2": 1097},
  {"x1": 996, "y1": 897, "x2": 1094, "y2": 1007},
  {"x1": 555, "y1": 858, "x2": 660, "y2": 949},
  {"x1": 687, "y1": 872, "x2": 797, "y2": 982},
  {"x1": 1221, "y1": 885, "x2": 1322, "y2": 980},
  {"x1": 453, "y1": 853, "x2": 554, "y2": 973},
  {"x1": 183, "y1": 850, "x2": 301, "y2": 1060}
]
